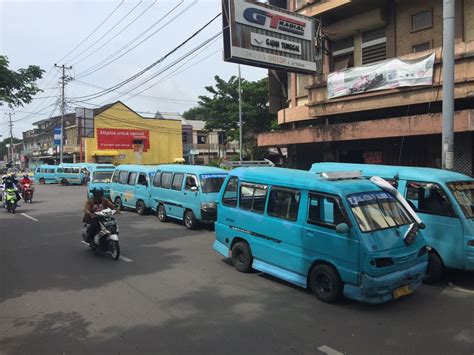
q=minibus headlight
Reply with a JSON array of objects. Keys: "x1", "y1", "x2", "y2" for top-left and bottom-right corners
[
  {"x1": 374, "y1": 258, "x2": 394, "y2": 268},
  {"x1": 201, "y1": 202, "x2": 217, "y2": 211},
  {"x1": 418, "y1": 246, "x2": 428, "y2": 257}
]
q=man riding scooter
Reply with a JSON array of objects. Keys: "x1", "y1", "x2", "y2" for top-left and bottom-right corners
[
  {"x1": 83, "y1": 188, "x2": 119, "y2": 243},
  {"x1": 1, "y1": 174, "x2": 21, "y2": 207},
  {"x1": 20, "y1": 174, "x2": 34, "y2": 203}
]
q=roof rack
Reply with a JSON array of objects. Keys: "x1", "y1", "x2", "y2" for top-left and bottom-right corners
[
  {"x1": 321, "y1": 171, "x2": 362, "y2": 181},
  {"x1": 220, "y1": 159, "x2": 275, "y2": 169}
]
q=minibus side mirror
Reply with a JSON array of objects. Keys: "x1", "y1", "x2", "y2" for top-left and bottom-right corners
[
  {"x1": 191, "y1": 186, "x2": 198, "y2": 192},
  {"x1": 335, "y1": 223, "x2": 350, "y2": 234}
]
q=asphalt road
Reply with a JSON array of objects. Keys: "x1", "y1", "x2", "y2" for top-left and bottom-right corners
[{"x1": 0, "y1": 185, "x2": 473, "y2": 355}]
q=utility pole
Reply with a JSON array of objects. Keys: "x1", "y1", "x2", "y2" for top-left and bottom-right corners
[
  {"x1": 54, "y1": 64, "x2": 72, "y2": 164},
  {"x1": 238, "y1": 64, "x2": 243, "y2": 162},
  {"x1": 442, "y1": 0, "x2": 455, "y2": 170},
  {"x1": 4, "y1": 112, "x2": 15, "y2": 164}
]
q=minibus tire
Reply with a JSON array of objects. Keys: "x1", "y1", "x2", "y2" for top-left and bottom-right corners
[
  {"x1": 423, "y1": 252, "x2": 444, "y2": 284},
  {"x1": 184, "y1": 210, "x2": 198, "y2": 230},
  {"x1": 157, "y1": 204, "x2": 168, "y2": 222},
  {"x1": 309, "y1": 264, "x2": 343, "y2": 303},
  {"x1": 39, "y1": 178, "x2": 45, "y2": 184},
  {"x1": 231, "y1": 242, "x2": 253, "y2": 273},
  {"x1": 136, "y1": 200, "x2": 147, "y2": 215},
  {"x1": 115, "y1": 197, "x2": 124, "y2": 211},
  {"x1": 60, "y1": 179, "x2": 68, "y2": 186}
]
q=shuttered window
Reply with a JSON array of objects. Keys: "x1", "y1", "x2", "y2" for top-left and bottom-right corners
[
  {"x1": 331, "y1": 37, "x2": 354, "y2": 71},
  {"x1": 362, "y1": 27, "x2": 386, "y2": 65}
]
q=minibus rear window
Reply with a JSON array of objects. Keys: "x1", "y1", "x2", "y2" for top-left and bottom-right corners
[
  {"x1": 447, "y1": 181, "x2": 474, "y2": 218},
  {"x1": 347, "y1": 191, "x2": 412, "y2": 233},
  {"x1": 92, "y1": 171, "x2": 113, "y2": 183},
  {"x1": 201, "y1": 174, "x2": 227, "y2": 193}
]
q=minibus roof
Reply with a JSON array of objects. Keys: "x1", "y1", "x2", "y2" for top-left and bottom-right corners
[
  {"x1": 231, "y1": 167, "x2": 382, "y2": 195},
  {"x1": 114, "y1": 164, "x2": 157, "y2": 173},
  {"x1": 37, "y1": 164, "x2": 57, "y2": 168},
  {"x1": 156, "y1": 164, "x2": 228, "y2": 175},
  {"x1": 310, "y1": 163, "x2": 472, "y2": 183}
]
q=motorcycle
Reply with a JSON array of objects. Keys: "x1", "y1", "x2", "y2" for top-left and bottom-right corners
[
  {"x1": 5, "y1": 188, "x2": 18, "y2": 213},
  {"x1": 21, "y1": 183, "x2": 34, "y2": 203},
  {"x1": 82, "y1": 208, "x2": 120, "y2": 260}
]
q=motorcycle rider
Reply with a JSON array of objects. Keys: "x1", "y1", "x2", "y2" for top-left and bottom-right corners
[
  {"x1": 2, "y1": 174, "x2": 21, "y2": 206},
  {"x1": 83, "y1": 188, "x2": 119, "y2": 242}
]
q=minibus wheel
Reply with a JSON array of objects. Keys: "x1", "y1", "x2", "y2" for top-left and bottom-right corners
[
  {"x1": 231, "y1": 242, "x2": 253, "y2": 273},
  {"x1": 60, "y1": 179, "x2": 68, "y2": 186},
  {"x1": 115, "y1": 197, "x2": 124, "y2": 211},
  {"x1": 309, "y1": 264, "x2": 343, "y2": 303},
  {"x1": 136, "y1": 200, "x2": 147, "y2": 215},
  {"x1": 184, "y1": 210, "x2": 198, "y2": 230},
  {"x1": 39, "y1": 178, "x2": 45, "y2": 184},
  {"x1": 423, "y1": 252, "x2": 444, "y2": 284},
  {"x1": 157, "y1": 204, "x2": 168, "y2": 222}
]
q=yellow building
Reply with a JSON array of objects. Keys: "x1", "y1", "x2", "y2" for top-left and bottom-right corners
[{"x1": 84, "y1": 101, "x2": 183, "y2": 165}]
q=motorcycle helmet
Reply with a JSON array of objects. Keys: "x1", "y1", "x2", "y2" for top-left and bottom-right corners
[{"x1": 91, "y1": 187, "x2": 104, "y2": 199}]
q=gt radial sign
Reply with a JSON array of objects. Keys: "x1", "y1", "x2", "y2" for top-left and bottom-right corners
[
  {"x1": 223, "y1": 0, "x2": 319, "y2": 74},
  {"x1": 97, "y1": 128, "x2": 150, "y2": 151}
]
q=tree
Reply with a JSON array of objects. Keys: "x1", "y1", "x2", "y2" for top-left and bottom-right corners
[
  {"x1": 0, "y1": 137, "x2": 21, "y2": 161},
  {"x1": 0, "y1": 55, "x2": 44, "y2": 108},
  {"x1": 183, "y1": 75, "x2": 276, "y2": 159}
]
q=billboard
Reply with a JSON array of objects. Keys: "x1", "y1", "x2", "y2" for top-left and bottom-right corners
[
  {"x1": 327, "y1": 53, "x2": 435, "y2": 99},
  {"x1": 222, "y1": 0, "x2": 319, "y2": 74},
  {"x1": 96, "y1": 128, "x2": 150, "y2": 152}
]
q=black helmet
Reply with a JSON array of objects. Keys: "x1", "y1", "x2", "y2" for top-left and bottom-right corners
[{"x1": 91, "y1": 188, "x2": 104, "y2": 199}]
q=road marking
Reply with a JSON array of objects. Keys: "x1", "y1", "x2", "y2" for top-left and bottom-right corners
[
  {"x1": 449, "y1": 282, "x2": 474, "y2": 294},
  {"x1": 80, "y1": 241, "x2": 133, "y2": 262},
  {"x1": 318, "y1": 345, "x2": 344, "y2": 355},
  {"x1": 20, "y1": 213, "x2": 39, "y2": 222}
]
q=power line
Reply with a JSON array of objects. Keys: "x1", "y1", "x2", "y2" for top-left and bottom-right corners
[
  {"x1": 75, "y1": 0, "x2": 190, "y2": 79},
  {"x1": 71, "y1": 13, "x2": 221, "y2": 102}
]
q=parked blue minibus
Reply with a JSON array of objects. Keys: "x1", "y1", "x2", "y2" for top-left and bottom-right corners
[
  {"x1": 87, "y1": 166, "x2": 116, "y2": 198},
  {"x1": 213, "y1": 167, "x2": 428, "y2": 304},
  {"x1": 150, "y1": 164, "x2": 228, "y2": 229},
  {"x1": 311, "y1": 162, "x2": 474, "y2": 283},
  {"x1": 55, "y1": 163, "x2": 88, "y2": 185},
  {"x1": 110, "y1": 165, "x2": 156, "y2": 214},
  {"x1": 34, "y1": 165, "x2": 58, "y2": 184}
]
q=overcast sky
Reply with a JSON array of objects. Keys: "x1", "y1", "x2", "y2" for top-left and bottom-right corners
[{"x1": 0, "y1": 0, "x2": 267, "y2": 138}]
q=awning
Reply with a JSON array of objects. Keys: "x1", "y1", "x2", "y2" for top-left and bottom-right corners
[
  {"x1": 173, "y1": 157, "x2": 185, "y2": 163},
  {"x1": 92, "y1": 150, "x2": 119, "y2": 157}
]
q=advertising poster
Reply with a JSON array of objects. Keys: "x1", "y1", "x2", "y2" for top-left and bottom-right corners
[{"x1": 97, "y1": 128, "x2": 150, "y2": 151}]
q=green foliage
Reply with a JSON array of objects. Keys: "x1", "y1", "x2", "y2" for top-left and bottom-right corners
[
  {"x1": 0, "y1": 137, "x2": 21, "y2": 160},
  {"x1": 182, "y1": 75, "x2": 276, "y2": 158},
  {"x1": 0, "y1": 55, "x2": 44, "y2": 109}
]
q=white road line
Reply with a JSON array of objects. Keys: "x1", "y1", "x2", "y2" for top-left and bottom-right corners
[
  {"x1": 20, "y1": 213, "x2": 39, "y2": 222},
  {"x1": 80, "y1": 241, "x2": 133, "y2": 262},
  {"x1": 448, "y1": 282, "x2": 474, "y2": 294},
  {"x1": 318, "y1": 345, "x2": 344, "y2": 355}
]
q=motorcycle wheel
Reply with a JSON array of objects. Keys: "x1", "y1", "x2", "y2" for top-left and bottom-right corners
[
  {"x1": 110, "y1": 241, "x2": 120, "y2": 260},
  {"x1": 11, "y1": 203, "x2": 16, "y2": 214}
]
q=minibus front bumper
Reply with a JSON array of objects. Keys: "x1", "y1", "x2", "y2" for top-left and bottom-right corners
[
  {"x1": 343, "y1": 261, "x2": 428, "y2": 304},
  {"x1": 200, "y1": 208, "x2": 217, "y2": 223}
]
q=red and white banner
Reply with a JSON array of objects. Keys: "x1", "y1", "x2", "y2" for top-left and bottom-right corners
[{"x1": 97, "y1": 128, "x2": 150, "y2": 151}]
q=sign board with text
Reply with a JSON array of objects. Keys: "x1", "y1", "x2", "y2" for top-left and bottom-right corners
[
  {"x1": 222, "y1": 0, "x2": 319, "y2": 74},
  {"x1": 96, "y1": 128, "x2": 150, "y2": 152}
]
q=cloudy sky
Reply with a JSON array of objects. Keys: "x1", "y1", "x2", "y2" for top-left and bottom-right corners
[{"x1": 0, "y1": 0, "x2": 267, "y2": 137}]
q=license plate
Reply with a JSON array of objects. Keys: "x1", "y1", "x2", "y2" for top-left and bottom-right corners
[{"x1": 393, "y1": 285, "x2": 413, "y2": 299}]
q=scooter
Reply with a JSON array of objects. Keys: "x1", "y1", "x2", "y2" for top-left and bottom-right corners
[
  {"x1": 21, "y1": 183, "x2": 34, "y2": 203},
  {"x1": 82, "y1": 208, "x2": 120, "y2": 260},
  {"x1": 5, "y1": 188, "x2": 18, "y2": 214}
]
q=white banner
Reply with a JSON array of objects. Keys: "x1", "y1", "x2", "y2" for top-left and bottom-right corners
[{"x1": 327, "y1": 53, "x2": 435, "y2": 99}]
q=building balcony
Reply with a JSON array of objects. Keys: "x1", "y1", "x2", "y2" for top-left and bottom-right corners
[{"x1": 278, "y1": 41, "x2": 474, "y2": 125}]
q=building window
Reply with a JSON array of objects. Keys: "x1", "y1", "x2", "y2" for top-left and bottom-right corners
[
  {"x1": 197, "y1": 134, "x2": 207, "y2": 144},
  {"x1": 362, "y1": 27, "x2": 386, "y2": 65},
  {"x1": 331, "y1": 37, "x2": 354, "y2": 71},
  {"x1": 412, "y1": 42, "x2": 431, "y2": 53},
  {"x1": 296, "y1": 74, "x2": 309, "y2": 97},
  {"x1": 412, "y1": 10, "x2": 432, "y2": 32}
]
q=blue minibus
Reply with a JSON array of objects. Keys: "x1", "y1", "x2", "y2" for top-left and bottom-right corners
[
  {"x1": 213, "y1": 167, "x2": 428, "y2": 304},
  {"x1": 110, "y1": 165, "x2": 156, "y2": 215},
  {"x1": 150, "y1": 164, "x2": 228, "y2": 229},
  {"x1": 311, "y1": 162, "x2": 474, "y2": 283},
  {"x1": 56, "y1": 163, "x2": 88, "y2": 185},
  {"x1": 34, "y1": 165, "x2": 58, "y2": 184},
  {"x1": 87, "y1": 167, "x2": 116, "y2": 198}
]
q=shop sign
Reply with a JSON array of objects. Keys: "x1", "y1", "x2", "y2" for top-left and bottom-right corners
[{"x1": 328, "y1": 53, "x2": 435, "y2": 99}]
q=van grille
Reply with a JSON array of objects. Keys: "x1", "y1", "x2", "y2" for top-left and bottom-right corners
[{"x1": 395, "y1": 251, "x2": 418, "y2": 264}]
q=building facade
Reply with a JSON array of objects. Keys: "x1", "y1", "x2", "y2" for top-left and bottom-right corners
[{"x1": 259, "y1": 0, "x2": 474, "y2": 175}]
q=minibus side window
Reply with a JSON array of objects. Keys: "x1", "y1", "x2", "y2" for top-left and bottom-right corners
[
  {"x1": 57, "y1": 168, "x2": 63, "y2": 173},
  {"x1": 128, "y1": 172, "x2": 137, "y2": 185},
  {"x1": 308, "y1": 194, "x2": 346, "y2": 228},
  {"x1": 161, "y1": 172, "x2": 173, "y2": 189},
  {"x1": 239, "y1": 183, "x2": 268, "y2": 214},
  {"x1": 222, "y1": 177, "x2": 238, "y2": 207},
  {"x1": 153, "y1": 172, "x2": 161, "y2": 187},
  {"x1": 172, "y1": 173, "x2": 184, "y2": 190},
  {"x1": 267, "y1": 187, "x2": 300, "y2": 221},
  {"x1": 406, "y1": 181, "x2": 456, "y2": 217},
  {"x1": 137, "y1": 173, "x2": 148, "y2": 186},
  {"x1": 118, "y1": 171, "x2": 129, "y2": 184},
  {"x1": 185, "y1": 175, "x2": 198, "y2": 190},
  {"x1": 112, "y1": 171, "x2": 119, "y2": 183}
]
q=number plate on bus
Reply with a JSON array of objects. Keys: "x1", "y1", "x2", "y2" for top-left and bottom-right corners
[{"x1": 393, "y1": 285, "x2": 412, "y2": 299}]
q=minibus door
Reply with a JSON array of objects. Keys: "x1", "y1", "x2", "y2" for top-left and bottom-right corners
[
  {"x1": 304, "y1": 193, "x2": 359, "y2": 285},
  {"x1": 136, "y1": 173, "x2": 150, "y2": 207}
]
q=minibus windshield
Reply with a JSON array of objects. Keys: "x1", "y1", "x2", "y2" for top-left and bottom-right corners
[
  {"x1": 92, "y1": 171, "x2": 113, "y2": 183},
  {"x1": 447, "y1": 181, "x2": 474, "y2": 218},
  {"x1": 347, "y1": 191, "x2": 412, "y2": 232},
  {"x1": 200, "y1": 174, "x2": 227, "y2": 193}
]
